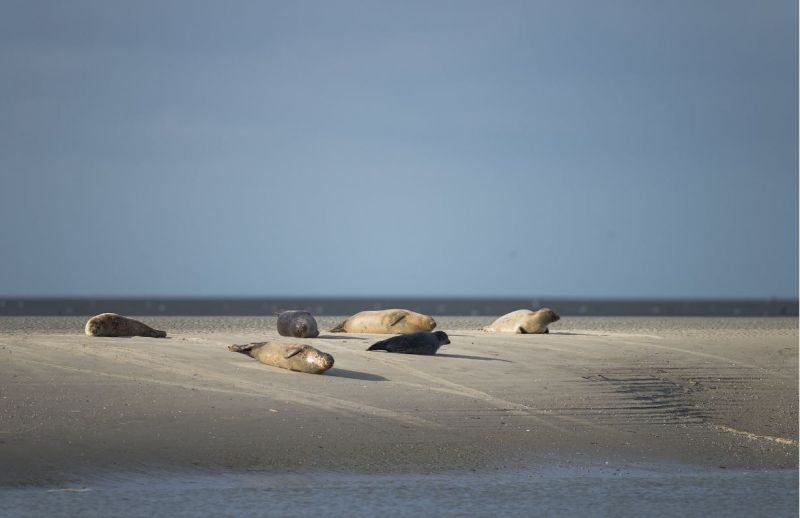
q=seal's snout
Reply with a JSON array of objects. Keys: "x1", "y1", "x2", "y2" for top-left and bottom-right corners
[
  {"x1": 552, "y1": 312, "x2": 561, "y2": 322},
  {"x1": 320, "y1": 353, "x2": 334, "y2": 370},
  {"x1": 294, "y1": 323, "x2": 307, "y2": 337}
]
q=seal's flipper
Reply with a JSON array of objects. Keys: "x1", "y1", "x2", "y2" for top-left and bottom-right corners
[
  {"x1": 517, "y1": 327, "x2": 527, "y2": 334},
  {"x1": 389, "y1": 313, "x2": 407, "y2": 326},
  {"x1": 228, "y1": 342, "x2": 265, "y2": 356},
  {"x1": 283, "y1": 345, "x2": 306, "y2": 359},
  {"x1": 329, "y1": 320, "x2": 347, "y2": 333},
  {"x1": 366, "y1": 338, "x2": 389, "y2": 351}
]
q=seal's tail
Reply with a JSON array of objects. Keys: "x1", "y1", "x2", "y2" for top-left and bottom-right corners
[
  {"x1": 329, "y1": 320, "x2": 347, "y2": 333},
  {"x1": 228, "y1": 343, "x2": 257, "y2": 356},
  {"x1": 366, "y1": 339, "x2": 388, "y2": 352}
]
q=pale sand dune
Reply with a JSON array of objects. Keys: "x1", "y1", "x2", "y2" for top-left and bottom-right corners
[{"x1": 0, "y1": 317, "x2": 796, "y2": 485}]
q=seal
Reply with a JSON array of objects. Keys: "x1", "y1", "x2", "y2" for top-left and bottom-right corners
[
  {"x1": 84, "y1": 313, "x2": 167, "y2": 338},
  {"x1": 480, "y1": 308, "x2": 560, "y2": 334},
  {"x1": 329, "y1": 309, "x2": 436, "y2": 334},
  {"x1": 367, "y1": 331, "x2": 450, "y2": 355},
  {"x1": 276, "y1": 310, "x2": 320, "y2": 338},
  {"x1": 228, "y1": 341, "x2": 334, "y2": 374}
]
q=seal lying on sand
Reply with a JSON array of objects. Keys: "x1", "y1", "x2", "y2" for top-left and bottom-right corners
[
  {"x1": 330, "y1": 309, "x2": 436, "y2": 334},
  {"x1": 228, "y1": 342, "x2": 334, "y2": 374},
  {"x1": 276, "y1": 310, "x2": 320, "y2": 338},
  {"x1": 85, "y1": 313, "x2": 167, "y2": 338},
  {"x1": 481, "y1": 308, "x2": 560, "y2": 334},
  {"x1": 367, "y1": 331, "x2": 450, "y2": 355}
]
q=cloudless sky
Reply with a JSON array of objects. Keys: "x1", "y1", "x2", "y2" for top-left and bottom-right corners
[{"x1": 0, "y1": 0, "x2": 797, "y2": 298}]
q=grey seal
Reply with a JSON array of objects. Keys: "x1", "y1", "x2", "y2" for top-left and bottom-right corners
[
  {"x1": 366, "y1": 331, "x2": 450, "y2": 355},
  {"x1": 85, "y1": 313, "x2": 167, "y2": 338},
  {"x1": 276, "y1": 310, "x2": 320, "y2": 338},
  {"x1": 228, "y1": 341, "x2": 334, "y2": 374}
]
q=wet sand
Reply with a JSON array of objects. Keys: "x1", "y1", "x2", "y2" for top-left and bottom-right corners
[{"x1": 0, "y1": 316, "x2": 796, "y2": 485}]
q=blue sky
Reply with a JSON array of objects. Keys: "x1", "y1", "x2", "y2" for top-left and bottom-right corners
[{"x1": 0, "y1": 1, "x2": 797, "y2": 298}]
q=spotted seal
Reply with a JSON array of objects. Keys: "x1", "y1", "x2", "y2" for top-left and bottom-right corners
[
  {"x1": 228, "y1": 341, "x2": 334, "y2": 374},
  {"x1": 84, "y1": 313, "x2": 167, "y2": 338}
]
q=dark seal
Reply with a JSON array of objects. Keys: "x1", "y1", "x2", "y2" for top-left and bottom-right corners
[
  {"x1": 84, "y1": 313, "x2": 167, "y2": 338},
  {"x1": 276, "y1": 310, "x2": 320, "y2": 338},
  {"x1": 366, "y1": 331, "x2": 450, "y2": 355}
]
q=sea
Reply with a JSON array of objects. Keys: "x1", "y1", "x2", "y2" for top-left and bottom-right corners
[{"x1": 2, "y1": 464, "x2": 797, "y2": 517}]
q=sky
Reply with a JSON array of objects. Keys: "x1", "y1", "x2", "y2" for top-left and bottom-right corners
[{"x1": 0, "y1": 0, "x2": 797, "y2": 298}]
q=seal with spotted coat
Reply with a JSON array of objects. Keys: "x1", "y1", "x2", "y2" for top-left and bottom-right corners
[
  {"x1": 84, "y1": 313, "x2": 167, "y2": 338},
  {"x1": 228, "y1": 341, "x2": 334, "y2": 374}
]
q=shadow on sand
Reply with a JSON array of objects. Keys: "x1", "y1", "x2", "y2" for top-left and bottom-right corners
[
  {"x1": 326, "y1": 368, "x2": 388, "y2": 382},
  {"x1": 549, "y1": 331, "x2": 608, "y2": 336},
  {"x1": 436, "y1": 353, "x2": 513, "y2": 362}
]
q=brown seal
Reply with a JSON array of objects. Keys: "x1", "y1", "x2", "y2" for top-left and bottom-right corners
[
  {"x1": 480, "y1": 308, "x2": 560, "y2": 334},
  {"x1": 329, "y1": 309, "x2": 436, "y2": 334},
  {"x1": 228, "y1": 341, "x2": 334, "y2": 374},
  {"x1": 84, "y1": 313, "x2": 167, "y2": 338}
]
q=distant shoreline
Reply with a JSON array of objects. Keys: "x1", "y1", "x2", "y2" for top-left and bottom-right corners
[{"x1": 0, "y1": 297, "x2": 795, "y2": 317}]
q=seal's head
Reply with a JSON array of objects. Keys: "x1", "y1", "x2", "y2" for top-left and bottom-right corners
[
  {"x1": 85, "y1": 316, "x2": 106, "y2": 336},
  {"x1": 433, "y1": 330, "x2": 450, "y2": 345},
  {"x1": 539, "y1": 308, "x2": 560, "y2": 323},
  {"x1": 290, "y1": 312, "x2": 319, "y2": 338},
  {"x1": 85, "y1": 313, "x2": 122, "y2": 336},
  {"x1": 303, "y1": 347, "x2": 334, "y2": 372},
  {"x1": 292, "y1": 320, "x2": 309, "y2": 338},
  {"x1": 425, "y1": 315, "x2": 437, "y2": 330}
]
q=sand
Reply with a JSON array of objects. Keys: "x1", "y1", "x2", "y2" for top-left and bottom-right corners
[{"x1": 0, "y1": 316, "x2": 796, "y2": 485}]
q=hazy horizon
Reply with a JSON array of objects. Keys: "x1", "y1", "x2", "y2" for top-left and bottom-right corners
[{"x1": 1, "y1": 1, "x2": 797, "y2": 299}]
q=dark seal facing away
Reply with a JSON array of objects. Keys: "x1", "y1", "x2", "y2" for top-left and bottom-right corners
[
  {"x1": 228, "y1": 341, "x2": 334, "y2": 374},
  {"x1": 276, "y1": 310, "x2": 320, "y2": 338},
  {"x1": 367, "y1": 331, "x2": 450, "y2": 355},
  {"x1": 84, "y1": 313, "x2": 167, "y2": 338}
]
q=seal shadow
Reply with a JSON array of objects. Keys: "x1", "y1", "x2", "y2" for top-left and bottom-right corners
[
  {"x1": 326, "y1": 368, "x2": 388, "y2": 381},
  {"x1": 90, "y1": 336, "x2": 172, "y2": 339},
  {"x1": 436, "y1": 353, "x2": 513, "y2": 363},
  {"x1": 550, "y1": 331, "x2": 609, "y2": 337}
]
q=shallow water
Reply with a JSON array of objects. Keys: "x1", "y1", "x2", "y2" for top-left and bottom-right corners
[{"x1": 3, "y1": 465, "x2": 797, "y2": 518}]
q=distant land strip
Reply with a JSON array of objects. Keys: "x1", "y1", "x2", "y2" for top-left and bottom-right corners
[{"x1": 0, "y1": 298, "x2": 796, "y2": 317}]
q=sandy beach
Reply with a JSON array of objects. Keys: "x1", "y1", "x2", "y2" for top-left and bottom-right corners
[{"x1": 1, "y1": 316, "x2": 796, "y2": 486}]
